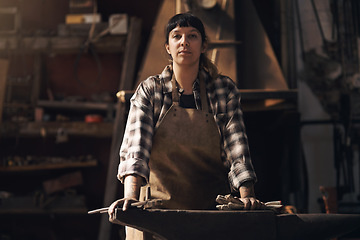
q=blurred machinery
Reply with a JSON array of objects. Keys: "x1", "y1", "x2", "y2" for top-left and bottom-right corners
[{"x1": 298, "y1": 0, "x2": 360, "y2": 213}]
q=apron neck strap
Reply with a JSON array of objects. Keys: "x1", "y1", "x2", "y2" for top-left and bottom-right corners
[
  {"x1": 171, "y1": 71, "x2": 209, "y2": 112},
  {"x1": 199, "y1": 72, "x2": 209, "y2": 113},
  {"x1": 171, "y1": 74, "x2": 180, "y2": 106}
]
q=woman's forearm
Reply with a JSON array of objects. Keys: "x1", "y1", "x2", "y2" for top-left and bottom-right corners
[
  {"x1": 239, "y1": 180, "x2": 256, "y2": 198},
  {"x1": 123, "y1": 174, "x2": 142, "y2": 200}
]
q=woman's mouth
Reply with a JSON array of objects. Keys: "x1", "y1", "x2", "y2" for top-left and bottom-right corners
[{"x1": 179, "y1": 50, "x2": 191, "y2": 55}]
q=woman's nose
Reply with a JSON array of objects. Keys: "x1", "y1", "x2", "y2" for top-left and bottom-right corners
[{"x1": 181, "y1": 36, "x2": 189, "y2": 46}]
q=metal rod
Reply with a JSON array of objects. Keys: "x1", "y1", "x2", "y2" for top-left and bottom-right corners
[{"x1": 89, "y1": 199, "x2": 162, "y2": 214}]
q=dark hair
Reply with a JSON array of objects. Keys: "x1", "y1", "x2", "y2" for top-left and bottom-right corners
[
  {"x1": 165, "y1": 13, "x2": 218, "y2": 78},
  {"x1": 165, "y1": 13, "x2": 207, "y2": 44}
]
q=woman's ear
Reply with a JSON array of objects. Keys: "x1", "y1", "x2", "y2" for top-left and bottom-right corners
[
  {"x1": 201, "y1": 42, "x2": 207, "y2": 53},
  {"x1": 165, "y1": 44, "x2": 171, "y2": 55}
]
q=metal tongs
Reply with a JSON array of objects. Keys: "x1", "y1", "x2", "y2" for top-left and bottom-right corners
[{"x1": 87, "y1": 199, "x2": 163, "y2": 214}]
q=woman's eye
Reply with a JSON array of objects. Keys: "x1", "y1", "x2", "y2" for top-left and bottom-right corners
[
  {"x1": 189, "y1": 34, "x2": 198, "y2": 39},
  {"x1": 173, "y1": 34, "x2": 181, "y2": 39}
]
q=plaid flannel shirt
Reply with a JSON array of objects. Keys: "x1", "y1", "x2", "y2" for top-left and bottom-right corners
[{"x1": 118, "y1": 65, "x2": 257, "y2": 191}]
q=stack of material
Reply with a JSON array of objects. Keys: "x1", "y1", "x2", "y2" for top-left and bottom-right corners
[{"x1": 66, "y1": 0, "x2": 100, "y2": 25}]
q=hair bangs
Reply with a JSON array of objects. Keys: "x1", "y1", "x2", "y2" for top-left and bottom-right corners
[{"x1": 165, "y1": 13, "x2": 206, "y2": 44}]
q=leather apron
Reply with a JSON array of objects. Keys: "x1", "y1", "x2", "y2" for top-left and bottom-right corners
[{"x1": 126, "y1": 73, "x2": 230, "y2": 239}]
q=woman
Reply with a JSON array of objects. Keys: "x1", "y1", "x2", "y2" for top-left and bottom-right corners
[{"x1": 109, "y1": 12, "x2": 263, "y2": 238}]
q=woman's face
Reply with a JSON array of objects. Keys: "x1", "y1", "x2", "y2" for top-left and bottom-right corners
[{"x1": 165, "y1": 26, "x2": 205, "y2": 67}]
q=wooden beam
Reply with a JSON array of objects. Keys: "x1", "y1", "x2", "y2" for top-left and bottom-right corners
[
  {"x1": 98, "y1": 17, "x2": 142, "y2": 240},
  {"x1": 97, "y1": 101, "x2": 127, "y2": 240},
  {"x1": 0, "y1": 59, "x2": 9, "y2": 123},
  {"x1": 119, "y1": 17, "x2": 142, "y2": 91}
]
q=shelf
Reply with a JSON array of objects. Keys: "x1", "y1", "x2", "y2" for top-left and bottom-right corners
[
  {"x1": 1, "y1": 121, "x2": 114, "y2": 137},
  {"x1": 4, "y1": 103, "x2": 32, "y2": 108},
  {"x1": 239, "y1": 89, "x2": 298, "y2": 100},
  {"x1": 0, "y1": 35, "x2": 127, "y2": 54},
  {"x1": 0, "y1": 160, "x2": 97, "y2": 172},
  {"x1": 207, "y1": 40, "x2": 242, "y2": 49},
  {"x1": 0, "y1": 208, "x2": 89, "y2": 215},
  {"x1": 37, "y1": 100, "x2": 115, "y2": 111},
  {"x1": 0, "y1": 195, "x2": 89, "y2": 214}
]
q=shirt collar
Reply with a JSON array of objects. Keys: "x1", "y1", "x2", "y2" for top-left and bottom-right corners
[
  {"x1": 160, "y1": 65, "x2": 208, "y2": 94},
  {"x1": 160, "y1": 65, "x2": 173, "y2": 94}
]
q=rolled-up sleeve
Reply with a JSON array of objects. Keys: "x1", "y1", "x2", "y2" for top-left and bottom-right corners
[
  {"x1": 213, "y1": 77, "x2": 257, "y2": 191},
  {"x1": 117, "y1": 80, "x2": 155, "y2": 185}
]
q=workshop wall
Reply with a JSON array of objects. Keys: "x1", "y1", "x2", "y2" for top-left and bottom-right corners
[{"x1": 0, "y1": 1, "x2": 161, "y2": 240}]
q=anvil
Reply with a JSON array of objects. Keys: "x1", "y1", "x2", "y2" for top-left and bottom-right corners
[{"x1": 109, "y1": 209, "x2": 360, "y2": 240}]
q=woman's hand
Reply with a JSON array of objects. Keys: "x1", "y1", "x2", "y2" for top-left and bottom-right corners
[
  {"x1": 238, "y1": 197, "x2": 264, "y2": 210},
  {"x1": 108, "y1": 197, "x2": 139, "y2": 221},
  {"x1": 108, "y1": 174, "x2": 143, "y2": 221},
  {"x1": 239, "y1": 181, "x2": 264, "y2": 210}
]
